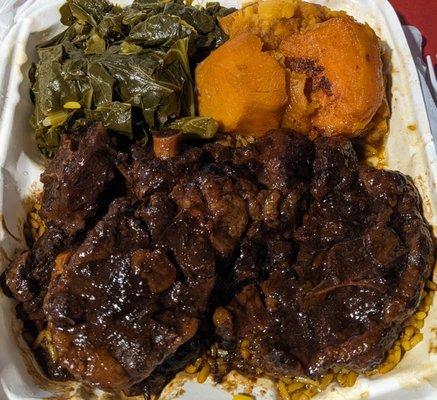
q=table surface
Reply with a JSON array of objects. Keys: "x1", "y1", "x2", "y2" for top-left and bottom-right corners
[{"x1": 389, "y1": 0, "x2": 437, "y2": 65}]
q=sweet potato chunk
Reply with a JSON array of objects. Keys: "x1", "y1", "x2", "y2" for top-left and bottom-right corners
[
  {"x1": 195, "y1": 32, "x2": 287, "y2": 137},
  {"x1": 198, "y1": 3, "x2": 385, "y2": 139},
  {"x1": 219, "y1": 0, "x2": 334, "y2": 49},
  {"x1": 280, "y1": 17, "x2": 384, "y2": 137}
]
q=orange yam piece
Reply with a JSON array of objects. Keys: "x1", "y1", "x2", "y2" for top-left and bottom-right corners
[
  {"x1": 282, "y1": 70, "x2": 313, "y2": 133},
  {"x1": 195, "y1": 32, "x2": 287, "y2": 137},
  {"x1": 219, "y1": 0, "x2": 338, "y2": 51},
  {"x1": 280, "y1": 17, "x2": 384, "y2": 137},
  {"x1": 220, "y1": 0, "x2": 298, "y2": 39}
]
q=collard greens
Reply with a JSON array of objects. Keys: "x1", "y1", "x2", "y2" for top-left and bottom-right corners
[{"x1": 30, "y1": 0, "x2": 233, "y2": 156}]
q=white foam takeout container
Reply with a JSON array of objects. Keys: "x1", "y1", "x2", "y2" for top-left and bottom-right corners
[{"x1": 0, "y1": 0, "x2": 436, "y2": 399}]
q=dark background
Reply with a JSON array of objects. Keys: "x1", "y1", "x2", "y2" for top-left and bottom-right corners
[{"x1": 389, "y1": 0, "x2": 437, "y2": 64}]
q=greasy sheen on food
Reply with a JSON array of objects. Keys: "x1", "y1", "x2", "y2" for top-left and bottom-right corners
[
  {"x1": 214, "y1": 136, "x2": 434, "y2": 378},
  {"x1": 196, "y1": 0, "x2": 386, "y2": 138},
  {"x1": 4, "y1": 124, "x2": 434, "y2": 397},
  {"x1": 44, "y1": 199, "x2": 213, "y2": 391},
  {"x1": 30, "y1": 0, "x2": 233, "y2": 156}
]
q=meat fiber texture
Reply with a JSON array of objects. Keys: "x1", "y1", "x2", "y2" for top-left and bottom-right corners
[
  {"x1": 3, "y1": 122, "x2": 434, "y2": 397},
  {"x1": 0, "y1": 1, "x2": 436, "y2": 400},
  {"x1": 213, "y1": 134, "x2": 434, "y2": 379}
]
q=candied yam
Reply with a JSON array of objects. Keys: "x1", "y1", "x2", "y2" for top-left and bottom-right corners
[
  {"x1": 219, "y1": 0, "x2": 332, "y2": 49},
  {"x1": 196, "y1": 32, "x2": 287, "y2": 137},
  {"x1": 280, "y1": 17, "x2": 384, "y2": 137}
]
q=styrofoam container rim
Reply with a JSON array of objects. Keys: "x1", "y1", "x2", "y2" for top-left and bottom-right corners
[{"x1": 0, "y1": 1, "x2": 436, "y2": 399}]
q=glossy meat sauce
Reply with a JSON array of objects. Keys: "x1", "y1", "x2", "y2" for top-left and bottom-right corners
[{"x1": 4, "y1": 124, "x2": 434, "y2": 396}]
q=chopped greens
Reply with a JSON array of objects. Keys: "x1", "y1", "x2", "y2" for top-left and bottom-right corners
[
  {"x1": 169, "y1": 116, "x2": 218, "y2": 139},
  {"x1": 30, "y1": 0, "x2": 234, "y2": 156}
]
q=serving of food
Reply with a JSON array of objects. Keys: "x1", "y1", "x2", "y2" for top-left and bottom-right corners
[{"x1": 0, "y1": 0, "x2": 435, "y2": 400}]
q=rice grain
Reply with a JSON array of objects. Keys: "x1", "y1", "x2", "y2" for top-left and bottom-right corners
[{"x1": 197, "y1": 362, "x2": 211, "y2": 383}]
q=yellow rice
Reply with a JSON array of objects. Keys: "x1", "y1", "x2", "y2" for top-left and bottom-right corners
[
  {"x1": 182, "y1": 281, "x2": 435, "y2": 400},
  {"x1": 28, "y1": 202, "x2": 46, "y2": 240}
]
